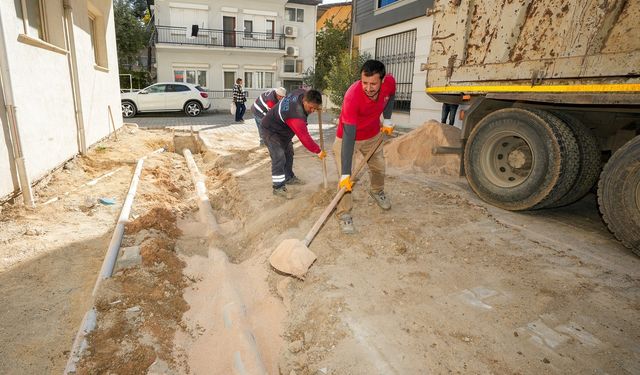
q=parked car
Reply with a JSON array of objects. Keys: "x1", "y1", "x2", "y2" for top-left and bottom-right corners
[{"x1": 120, "y1": 82, "x2": 210, "y2": 118}]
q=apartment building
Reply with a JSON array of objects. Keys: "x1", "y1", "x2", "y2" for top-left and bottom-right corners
[
  {"x1": 353, "y1": 0, "x2": 441, "y2": 128},
  {"x1": 153, "y1": 0, "x2": 320, "y2": 110},
  {"x1": 0, "y1": 0, "x2": 122, "y2": 204}
]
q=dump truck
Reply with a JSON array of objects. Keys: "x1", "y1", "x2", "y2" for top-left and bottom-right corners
[{"x1": 423, "y1": 0, "x2": 640, "y2": 254}]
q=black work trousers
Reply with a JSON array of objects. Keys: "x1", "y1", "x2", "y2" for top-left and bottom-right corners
[{"x1": 263, "y1": 132, "x2": 294, "y2": 188}]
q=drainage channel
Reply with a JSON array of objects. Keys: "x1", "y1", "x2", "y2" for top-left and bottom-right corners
[{"x1": 65, "y1": 142, "x2": 270, "y2": 374}]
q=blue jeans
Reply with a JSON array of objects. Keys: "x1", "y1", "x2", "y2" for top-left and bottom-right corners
[{"x1": 234, "y1": 102, "x2": 246, "y2": 121}]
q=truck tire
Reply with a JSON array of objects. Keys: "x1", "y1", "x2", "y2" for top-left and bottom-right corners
[
  {"x1": 527, "y1": 109, "x2": 580, "y2": 209},
  {"x1": 598, "y1": 135, "x2": 640, "y2": 255},
  {"x1": 546, "y1": 112, "x2": 601, "y2": 208},
  {"x1": 464, "y1": 108, "x2": 578, "y2": 211}
]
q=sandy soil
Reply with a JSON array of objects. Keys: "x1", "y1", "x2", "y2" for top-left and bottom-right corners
[{"x1": 1, "y1": 122, "x2": 638, "y2": 374}]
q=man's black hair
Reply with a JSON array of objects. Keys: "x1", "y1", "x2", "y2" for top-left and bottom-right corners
[
  {"x1": 361, "y1": 60, "x2": 386, "y2": 79},
  {"x1": 304, "y1": 89, "x2": 323, "y2": 105}
]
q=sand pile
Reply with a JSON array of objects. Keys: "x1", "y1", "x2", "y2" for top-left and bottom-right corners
[{"x1": 385, "y1": 120, "x2": 462, "y2": 176}]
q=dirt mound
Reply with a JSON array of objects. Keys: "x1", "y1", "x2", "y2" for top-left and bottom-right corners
[
  {"x1": 202, "y1": 151, "x2": 252, "y2": 224},
  {"x1": 144, "y1": 139, "x2": 170, "y2": 152},
  {"x1": 76, "y1": 154, "x2": 125, "y2": 175},
  {"x1": 80, "y1": 226, "x2": 188, "y2": 374},
  {"x1": 385, "y1": 120, "x2": 461, "y2": 176},
  {"x1": 125, "y1": 207, "x2": 182, "y2": 238}
]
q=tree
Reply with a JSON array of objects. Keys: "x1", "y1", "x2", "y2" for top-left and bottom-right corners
[
  {"x1": 304, "y1": 18, "x2": 351, "y2": 91},
  {"x1": 326, "y1": 51, "x2": 371, "y2": 110},
  {"x1": 114, "y1": 0, "x2": 150, "y2": 71}
]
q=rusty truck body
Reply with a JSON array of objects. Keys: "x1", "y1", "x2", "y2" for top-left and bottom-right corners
[{"x1": 424, "y1": 0, "x2": 640, "y2": 253}]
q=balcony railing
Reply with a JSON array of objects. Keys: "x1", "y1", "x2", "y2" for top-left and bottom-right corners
[{"x1": 155, "y1": 25, "x2": 286, "y2": 50}]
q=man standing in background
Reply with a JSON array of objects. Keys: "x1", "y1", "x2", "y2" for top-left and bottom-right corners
[
  {"x1": 233, "y1": 78, "x2": 247, "y2": 122},
  {"x1": 253, "y1": 87, "x2": 287, "y2": 146}
]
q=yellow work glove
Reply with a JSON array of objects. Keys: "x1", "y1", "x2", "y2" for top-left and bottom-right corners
[
  {"x1": 380, "y1": 119, "x2": 394, "y2": 136},
  {"x1": 318, "y1": 150, "x2": 327, "y2": 160},
  {"x1": 339, "y1": 175, "x2": 353, "y2": 192}
]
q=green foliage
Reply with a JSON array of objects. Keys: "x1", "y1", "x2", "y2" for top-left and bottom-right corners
[
  {"x1": 305, "y1": 18, "x2": 351, "y2": 91},
  {"x1": 119, "y1": 70, "x2": 152, "y2": 90},
  {"x1": 114, "y1": 0, "x2": 150, "y2": 68},
  {"x1": 326, "y1": 51, "x2": 371, "y2": 110}
]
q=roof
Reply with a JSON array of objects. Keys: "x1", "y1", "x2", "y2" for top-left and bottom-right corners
[
  {"x1": 318, "y1": 1, "x2": 352, "y2": 18},
  {"x1": 287, "y1": 0, "x2": 322, "y2": 5},
  {"x1": 317, "y1": 4, "x2": 352, "y2": 29},
  {"x1": 318, "y1": 1, "x2": 352, "y2": 10}
]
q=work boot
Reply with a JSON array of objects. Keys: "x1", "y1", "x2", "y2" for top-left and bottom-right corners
[
  {"x1": 339, "y1": 213, "x2": 355, "y2": 234},
  {"x1": 369, "y1": 190, "x2": 391, "y2": 210},
  {"x1": 273, "y1": 186, "x2": 292, "y2": 199},
  {"x1": 285, "y1": 176, "x2": 305, "y2": 185}
]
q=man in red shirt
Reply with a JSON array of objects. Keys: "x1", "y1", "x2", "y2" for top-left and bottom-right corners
[
  {"x1": 261, "y1": 88, "x2": 326, "y2": 198},
  {"x1": 332, "y1": 60, "x2": 396, "y2": 234}
]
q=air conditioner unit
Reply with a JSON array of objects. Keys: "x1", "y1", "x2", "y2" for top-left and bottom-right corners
[
  {"x1": 286, "y1": 46, "x2": 299, "y2": 57},
  {"x1": 284, "y1": 25, "x2": 298, "y2": 38}
]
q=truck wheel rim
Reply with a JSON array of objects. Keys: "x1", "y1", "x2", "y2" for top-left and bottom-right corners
[{"x1": 480, "y1": 131, "x2": 533, "y2": 188}]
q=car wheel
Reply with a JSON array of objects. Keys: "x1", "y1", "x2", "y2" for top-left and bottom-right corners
[
  {"x1": 121, "y1": 101, "x2": 136, "y2": 118},
  {"x1": 185, "y1": 101, "x2": 202, "y2": 117}
]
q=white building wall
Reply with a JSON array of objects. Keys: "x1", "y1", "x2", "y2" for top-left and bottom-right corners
[
  {"x1": 72, "y1": 0, "x2": 124, "y2": 146},
  {"x1": 154, "y1": 0, "x2": 317, "y2": 110},
  {"x1": 358, "y1": 15, "x2": 441, "y2": 129},
  {"x1": 0, "y1": 83, "x2": 16, "y2": 196},
  {"x1": 0, "y1": 0, "x2": 122, "y2": 200}
]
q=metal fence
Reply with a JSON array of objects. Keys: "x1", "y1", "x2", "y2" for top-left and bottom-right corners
[
  {"x1": 375, "y1": 29, "x2": 417, "y2": 112},
  {"x1": 202, "y1": 89, "x2": 266, "y2": 100},
  {"x1": 155, "y1": 25, "x2": 286, "y2": 50}
]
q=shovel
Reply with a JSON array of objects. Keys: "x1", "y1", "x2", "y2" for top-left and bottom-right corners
[
  {"x1": 318, "y1": 109, "x2": 328, "y2": 189},
  {"x1": 269, "y1": 135, "x2": 384, "y2": 278}
]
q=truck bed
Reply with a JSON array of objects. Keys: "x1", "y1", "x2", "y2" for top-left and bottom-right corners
[{"x1": 425, "y1": 0, "x2": 640, "y2": 90}]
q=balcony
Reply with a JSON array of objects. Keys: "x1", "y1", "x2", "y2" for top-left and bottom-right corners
[{"x1": 155, "y1": 25, "x2": 286, "y2": 50}]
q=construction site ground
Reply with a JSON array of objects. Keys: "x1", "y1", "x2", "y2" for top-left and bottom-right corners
[{"x1": 0, "y1": 115, "x2": 639, "y2": 375}]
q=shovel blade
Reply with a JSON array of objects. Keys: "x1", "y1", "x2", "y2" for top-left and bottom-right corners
[{"x1": 269, "y1": 239, "x2": 317, "y2": 279}]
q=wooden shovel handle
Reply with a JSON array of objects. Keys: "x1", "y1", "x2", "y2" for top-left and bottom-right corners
[
  {"x1": 318, "y1": 110, "x2": 328, "y2": 189},
  {"x1": 302, "y1": 135, "x2": 384, "y2": 247}
]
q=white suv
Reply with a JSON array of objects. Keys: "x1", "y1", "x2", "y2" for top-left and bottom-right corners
[{"x1": 121, "y1": 82, "x2": 211, "y2": 118}]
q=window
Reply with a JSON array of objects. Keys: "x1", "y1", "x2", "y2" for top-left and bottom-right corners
[
  {"x1": 244, "y1": 72, "x2": 274, "y2": 89},
  {"x1": 197, "y1": 71, "x2": 207, "y2": 87},
  {"x1": 168, "y1": 84, "x2": 190, "y2": 92},
  {"x1": 378, "y1": 0, "x2": 399, "y2": 7},
  {"x1": 88, "y1": 14, "x2": 98, "y2": 64},
  {"x1": 285, "y1": 7, "x2": 304, "y2": 22},
  {"x1": 87, "y1": 3, "x2": 108, "y2": 68},
  {"x1": 375, "y1": 29, "x2": 417, "y2": 112},
  {"x1": 15, "y1": 0, "x2": 66, "y2": 50},
  {"x1": 224, "y1": 72, "x2": 236, "y2": 90},
  {"x1": 266, "y1": 20, "x2": 275, "y2": 39},
  {"x1": 147, "y1": 84, "x2": 168, "y2": 93},
  {"x1": 284, "y1": 59, "x2": 303, "y2": 73},
  {"x1": 21, "y1": 0, "x2": 46, "y2": 39},
  {"x1": 174, "y1": 69, "x2": 207, "y2": 87},
  {"x1": 244, "y1": 20, "x2": 253, "y2": 38}
]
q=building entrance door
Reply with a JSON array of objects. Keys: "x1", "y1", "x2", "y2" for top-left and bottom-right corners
[{"x1": 223, "y1": 16, "x2": 236, "y2": 47}]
